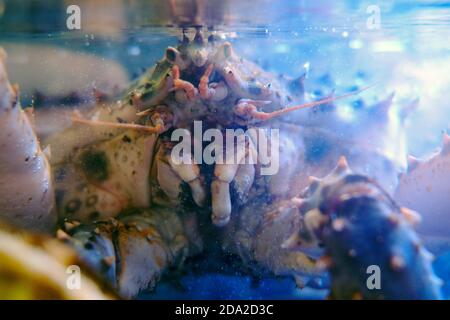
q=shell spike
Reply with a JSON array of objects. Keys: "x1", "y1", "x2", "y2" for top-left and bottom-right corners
[
  {"x1": 222, "y1": 41, "x2": 233, "y2": 59},
  {"x1": 400, "y1": 97, "x2": 419, "y2": 120},
  {"x1": 407, "y1": 155, "x2": 421, "y2": 173},
  {"x1": 441, "y1": 131, "x2": 450, "y2": 155},
  {"x1": 389, "y1": 254, "x2": 406, "y2": 271},
  {"x1": 193, "y1": 27, "x2": 205, "y2": 45},
  {"x1": 307, "y1": 176, "x2": 321, "y2": 193},
  {"x1": 373, "y1": 91, "x2": 395, "y2": 117},
  {"x1": 334, "y1": 156, "x2": 350, "y2": 174},
  {"x1": 181, "y1": 28, "x2": 189, "y2": 44},
  {"x1": 281, "y1": 232, "x2": 302, "y2": 250},
  {"x1": 290, "y1": 197, "x2": 306, "y2": 210},
  {"x1": 400, "y1": 207, "x2": 422, "y2": 226},
  {"x1": 56, "y1": 229, "x2": 71, "y2": 241},
  {"x1": 288, "y1": 73, "x2": 307, "y2": 96},
  {"x1": 101, "y1": 256, "x2": 115, "y2": 268},
  {"x1": 316, "y1": 255, "x2": 333, "y2": 270}
]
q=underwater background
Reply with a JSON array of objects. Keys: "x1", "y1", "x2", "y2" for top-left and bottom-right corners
[{"x1": 0, "y1": 0, "x2": 449, "y2": 299}]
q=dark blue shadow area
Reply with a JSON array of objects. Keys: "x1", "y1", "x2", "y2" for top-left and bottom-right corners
[
  {"x1": 139, "y1": 273, "x2": 328, "y2": 300},
  {"x1": 434, "y1": 251, "x2": 450, "y2": 299}
]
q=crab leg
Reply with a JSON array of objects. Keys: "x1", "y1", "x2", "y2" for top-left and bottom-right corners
[
  {"x1": 199, "y1": 64, "x2": 228, "y2": 101},
  {"x1": 0, "y1": 48, "x2": 55, "y2": 232},
  {"x1": 61, "y1": 206, "x2": 195, "y2": 298},
  {"x1": 167, "y1": 154, "x2": 206, "y2": 208},
  {"x1": 234, "y1": 86, "x2": 372, "y2": 122},
  {"x1": 71, "y1": 110, "x2": 167, "y2": 134},
  {"x1": 211, "y1": 133, "x2": 257, "y2": 226},
  {"x1": 229, "y1": 197, "x2": 325, "y2": 288},
  {"x1": 234, "y1": 99, "x2": 273, "y2": 120},
  {"x1": 169, "y1": 65, "x2": 198, "y2": 101}
]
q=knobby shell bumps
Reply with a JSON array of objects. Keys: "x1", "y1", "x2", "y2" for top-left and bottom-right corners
[{"x1": 0, "y1": 29, "x2": 445, "y2": 299}]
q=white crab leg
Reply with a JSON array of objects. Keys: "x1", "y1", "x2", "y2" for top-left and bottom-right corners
[
  {"x1": 212, "y1": 133, "x2": 257, "y2": 227},
  {"x1": 0, "y1": 48, "x2": 55, "y2": 232},
  {"x1": 165, "y1": 149, "x2": 206, "y2": 208}
]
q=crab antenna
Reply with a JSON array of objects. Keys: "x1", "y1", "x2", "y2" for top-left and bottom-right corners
[{"x1": 261, "y1": 85, "x2": 374, "y2": 121}]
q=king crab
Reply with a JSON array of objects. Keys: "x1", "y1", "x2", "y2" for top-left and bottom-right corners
[{"x1": 0, "y1": 29, "x2": 447, "y2": 299}]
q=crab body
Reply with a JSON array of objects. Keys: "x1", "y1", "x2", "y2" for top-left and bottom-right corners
[
  {"x1": 0, "y1": 29, "x2": 446, "y2": 299},
  {"x1": 47, "y1": 30, "x2": 314, "y2": 229}
]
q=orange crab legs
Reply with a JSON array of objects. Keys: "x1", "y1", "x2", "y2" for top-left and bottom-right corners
[
  {"x1": 169, "y1": 65, "x2": 198, "y2": 101},
  {"x1": 234, "y1": 85, "x2": 373, "y2": 122},
  {"x1": 199, "y1": 64, "x2": 228, "y2": 101},
  {"x1": 199, "y1": 64, "x2": 215, "y2": 99},
  {"x1": 171, "y1": 64, "x2": 228, "y2": 102}
]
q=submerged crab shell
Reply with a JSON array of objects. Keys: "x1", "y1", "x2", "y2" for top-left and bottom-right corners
[
  {"x1": 124, "y1": 32, "x2": 305, "y2": 121},
  {"x1": 63, "y1": 207, "x2": 190, "y2": 298},
  {"x1": 53, "y1": 130, "x2": 157, "y2": 223},
  {"x1": 299, "y1": 159, "x2": 442, "y2": 299},
  {"x1": 124, "y1": 59, "x2": 174, "y2": 110}
]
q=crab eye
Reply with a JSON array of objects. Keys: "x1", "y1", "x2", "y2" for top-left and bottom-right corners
[
  {"x1": 208, "y1": 35, "x2": 216, "y2": 43},
  {"x1": 84, "y1": 242, "x2": 94, "y2": 250},
  {"x1": 165, "y1": 47, "x2": 178, "y2": 63}
]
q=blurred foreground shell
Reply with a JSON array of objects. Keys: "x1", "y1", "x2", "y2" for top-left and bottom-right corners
[{"x1": 0, "y1": 224, "x2": 114, "y2": 299}]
